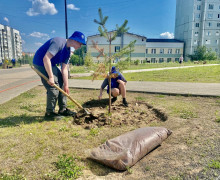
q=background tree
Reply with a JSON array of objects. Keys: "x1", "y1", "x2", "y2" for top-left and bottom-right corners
[
  {"x1": 69, "y1": 54, "x2": 81, "y2": 66},
  {"x1": 84, "y1": 51, "x2": 94, "y2": 69},
  {"x1": 92, "y1": 8, "x2": 136, "y2": 113},
  {"x1": 188, "y1": 46, "x2": 217, "y2": 61},
  {"x1": 73, "y1": 45, "x2": 87, "y2": 65},
  {"x1": 206, "y1": 49, "x2": 218, "y2": 60}
]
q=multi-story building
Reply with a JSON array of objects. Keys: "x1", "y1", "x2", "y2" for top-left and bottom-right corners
[
  {"x1": 175, "y1": 0, "x2": 220, "y2": 59},
  {"x1": 146, "y1": 39, "x2": 184, "y2": 63},
  {"x1": 0, "y1": 24, "x2": 22, "y2": 63},
  {"x1": 87, "y1": 32, "x2": 147, "y2": 63}
]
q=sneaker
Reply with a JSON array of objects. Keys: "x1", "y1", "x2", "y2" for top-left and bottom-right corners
[
  {"x1": 44, "y1": 112, "x2": 63, "y2": 121},
  {"x1": 123, "y1": 99, "x2": 128, "y2": 107},
  {"x1": 111, "y1": 97, "x2": 117, "y2": 104},
  {"x1": 58, "y1": 108, "x2": 76, "y2": 116}
]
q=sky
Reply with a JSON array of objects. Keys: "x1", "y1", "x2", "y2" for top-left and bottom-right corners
[{"x1": 0, "y1": 0, "x2": 176, "y2": 53}]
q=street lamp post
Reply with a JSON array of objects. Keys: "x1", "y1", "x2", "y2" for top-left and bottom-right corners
[
  {"x1": 64, "y1": 0, "x2": 68, "y2": 39},
  {"x1": 64, "y1": 0, "x2": 71, "y2": 78}
]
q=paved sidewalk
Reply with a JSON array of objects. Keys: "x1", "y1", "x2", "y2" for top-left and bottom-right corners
[{"x1": 68, "y1": 79, "x2": 220, "y2": 97}]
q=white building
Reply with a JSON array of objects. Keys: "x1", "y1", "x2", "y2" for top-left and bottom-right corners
[
  {"x1": 175, "y1": 0, "x2": 220, "y2": 59},
  {"x1": 87, "y1": 32, "x2": 147, "y2": 63},
  {"x1": 0, "y1": 24, "x2": 22, "y2": 63},
  {"x1": 146, "y1": 39, "x2": 184, "y2": 63}
]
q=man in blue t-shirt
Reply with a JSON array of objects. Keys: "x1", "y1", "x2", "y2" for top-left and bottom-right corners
[
  {"x1": 98, "y1": 66, "x2": 128, "y2": 107},
  {"x1": 33, "y1": 31, "x2": 86, "y2": 120}
]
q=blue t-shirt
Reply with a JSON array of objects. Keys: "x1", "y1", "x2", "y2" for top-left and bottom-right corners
[
  {"x1": 101, "y1": 73, "x2": 127, "y2": 94},
  {"x1": 33, "y1": 37, "x2": 70, "y2": 66}
]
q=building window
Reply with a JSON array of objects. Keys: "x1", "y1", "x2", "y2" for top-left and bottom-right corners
[
  {"x1": 167, "y1": 58, "x2": 172, "y2": 62},
  {"x1": 168, "y1": 49, "x2": 172, "y2": 54},
  {"x1": 216, "y1": 31, "x2": 219, "y2": 36},
  {"x1": 196, "y1": 13, "x2": 200, "y2": 18},
  {"x1": 176, "y1": 49, "x2": 180, "y2": 54},
  {"x1": 115, "y1": 46, "x2": 120, "y2": 52},
  {"x1": 217, "y1": 23, "x2": 220, "y2": 27},
  {"x1": 151, "y1": 49, "x2": 156, "y2": 54},
  {"x1": 205, "y1": 40, "x2": 210, "y2": 44},
  {"x1": 195, "y1": 32, "x2": 199, "y2": 36},
  {"x1": 194, "y1": 48, "x2": 197, "y2": 53},
  {"x1": 194, "y1": 40, "x2": 197, "y2": 45},
  {"x1": 216, "y1": 40, "x2": 219, "y2": 44},
  {"x1": 159, "y1": 58, "x2": 164, "y2": 63},
  {"x1": 195, "y1": 23, "x2": 200, "y2": 27},
  {"x1": 206, "y1": 31, "x2": 211, "y2": 36},
  {"x1": 197, "y1": 5, "x2": 201, "y2": 10},
  {"x1": 218, "y1": 14, "x2": 220, "y2": 18},
  {"x1": 146, "y1": 49, "x2": 148, "y2": 54},
  {"x1": 208, "y1": 22, "x2": 212, "y2": 27},
  {"x1": 160, "y1": 49, "x2": 164, "y2": 54},
  {"x1": 208, "y1": 13, "x2": 213, "y2": 19},
  {"x1": 208, "y1": 4, "x2": 214, "y2": 9},
  {"x1": 151, "y1": 58, "x2": 156, "y2": 63}
]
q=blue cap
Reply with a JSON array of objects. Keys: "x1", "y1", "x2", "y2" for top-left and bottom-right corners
[
  {"x1": 111, "y1": 66, "x2": 118, "y2": 73},
  {"x1": 69, "y1": 31, "x2": 86, "y2": 45}
]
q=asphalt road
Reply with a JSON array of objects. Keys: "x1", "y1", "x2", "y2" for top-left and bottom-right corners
[{"x1": 0, "y1": 66, "x2": 41, "y2": 104}]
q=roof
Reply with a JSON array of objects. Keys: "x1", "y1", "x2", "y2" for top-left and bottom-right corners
[
  {"x1": 146, "y1": 39, "x2": 184, "y2": 43},
  {"x1": 87, "y1": 31, "x2": 146, "y2": 39}
]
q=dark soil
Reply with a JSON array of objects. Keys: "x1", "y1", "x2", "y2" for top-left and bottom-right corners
[{"x1": 73, "y1": 99, "x2": 168, "y2": 129}]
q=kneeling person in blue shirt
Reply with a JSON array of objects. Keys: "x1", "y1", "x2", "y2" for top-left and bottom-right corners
[
  {"x1": 33, "y1": 31, "x2": 86, "y2": 120},
  {"x1": 98, "y1": 66, "x2": 128, "y2": 107}
]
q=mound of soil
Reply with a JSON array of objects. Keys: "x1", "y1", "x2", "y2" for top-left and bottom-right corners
[{"x1": 73, "y1": 99, "x2": 168, "y2": 129}]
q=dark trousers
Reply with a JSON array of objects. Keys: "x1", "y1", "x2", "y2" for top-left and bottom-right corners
[{"x1": 34, "y1": 64, "x2": 67, "y2": 113}]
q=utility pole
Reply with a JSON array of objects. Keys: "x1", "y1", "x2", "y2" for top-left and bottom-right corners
[
  {"x1": 64, "y1": 0, "x2": 68, "y2": 39},
  {"x1": 64, "y1": 0, "x2": 70, "y2": 78}
]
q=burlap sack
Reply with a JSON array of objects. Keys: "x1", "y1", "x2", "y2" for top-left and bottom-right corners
[{"x1": 87, "y1": 127, "x2": 172, "y2": 170}]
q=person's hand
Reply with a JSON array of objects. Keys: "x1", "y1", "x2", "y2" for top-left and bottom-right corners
[
  {"x1": 48, "y1": 77, "x2": 55, "y2": 86},
  {"x1": 64, "y1": 85, "x2": 69, "y2": 94},
  {"x1": 98, "y1": 94, "x2": 102, "y2": 100}
]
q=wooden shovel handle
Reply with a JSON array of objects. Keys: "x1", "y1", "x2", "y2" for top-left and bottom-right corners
[{"x1": 31, "y1": 66, "x2": 83, "y2": 110}]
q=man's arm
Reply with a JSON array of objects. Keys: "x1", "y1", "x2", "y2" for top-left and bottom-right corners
[
  {"x1": 98, "y1": 78, "x2": 108, "y2": 100},
  {"x1": 61, "y1": 63, "x2": 69, "y2": 94},
  {"x1": 43, "y1": 51, "x2": 54, "y2": 86},
  {"x1": 118, "y1": 73, "x2": 127, "y2": 84}
]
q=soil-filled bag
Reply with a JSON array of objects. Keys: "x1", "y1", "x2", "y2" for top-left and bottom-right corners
[{"x1": 87, "y1": 127, "x2": 172, "y2": 170}]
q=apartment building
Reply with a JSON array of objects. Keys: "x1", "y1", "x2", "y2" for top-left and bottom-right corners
[
  {"x1": 0, "y1": 24, "x2": 22, "y2": 63},
  {"x1": 175, "y1": 0, "x2": 220, "y2": 59},
  {"x1": 146, "y1": 39, "x2": 184, "y2": 63},
  {"x1": 87, "y1": 32, "x2": 147, "y2": 63}
]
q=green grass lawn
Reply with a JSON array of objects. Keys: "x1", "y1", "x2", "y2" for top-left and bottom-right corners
[
  {"x1": 70, "y1": 60, "x2": 220, "y2": 74},
  {"x1": 123, "y1": 65, "x2": 220, "y2": 82},
  {"x1": 0, "y1": 87, "x2": 219, "y2": 179},
  {"x1": 71, "y1": 64, "x2": 220, "y2": 83}
]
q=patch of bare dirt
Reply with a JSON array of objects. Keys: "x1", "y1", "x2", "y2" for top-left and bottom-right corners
[{"x1": 73, "y1": 99, "x2": 168, "y2": 129}]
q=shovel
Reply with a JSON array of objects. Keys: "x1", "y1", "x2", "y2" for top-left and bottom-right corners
[{"x1": 31, "y1": 66, "x2": 90, "y2": 115}]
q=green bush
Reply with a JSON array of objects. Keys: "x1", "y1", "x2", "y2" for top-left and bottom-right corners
[{"x1": 134, "y1": 59, "x2": 140, "y2": 65}]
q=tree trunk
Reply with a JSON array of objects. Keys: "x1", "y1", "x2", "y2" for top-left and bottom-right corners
[{"x1": 108, "y1": 33, "x2": 112, "y2": 114}]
